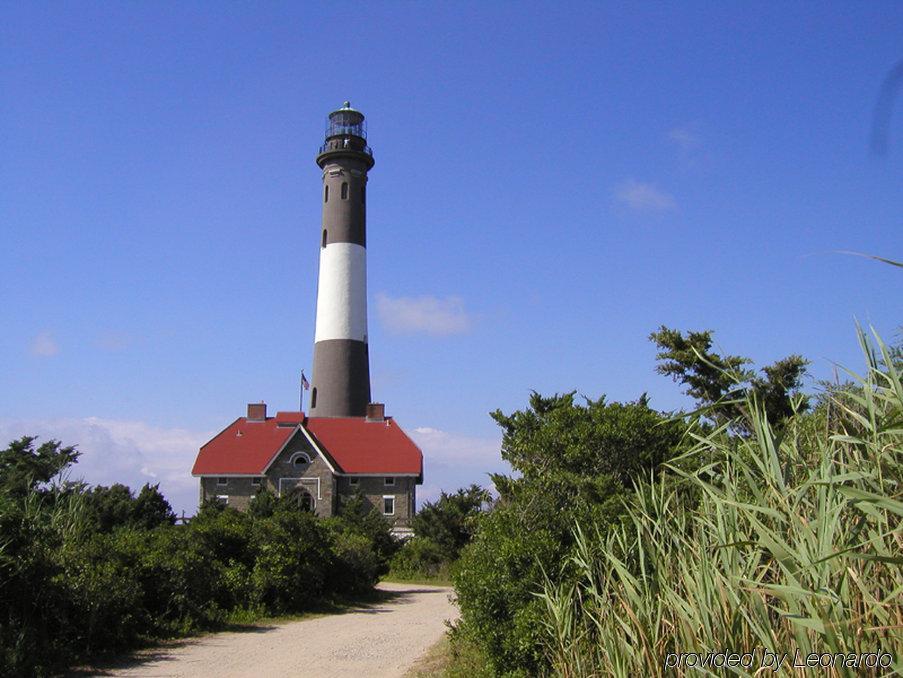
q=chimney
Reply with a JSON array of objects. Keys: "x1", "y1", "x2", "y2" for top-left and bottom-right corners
[
  {"x1": 365, "y1": 402, "x2": 385, "y2": 422},
  {"x1": 247, "y1": 402, "x2": 267, "y2": 421}
]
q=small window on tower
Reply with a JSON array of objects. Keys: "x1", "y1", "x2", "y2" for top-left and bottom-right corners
[
  {"x1": 311, "y1": 387, "x2": 317, "y2": 409},
  {"x1": 322, "y1": 229, "x2": 327, "y2": 248},
  {"x1": 324, "y1": 185, "x2": 329, "y2": 203},
  {"x1": 341, "y1": 182, "x2": 348, "y2": 200}
]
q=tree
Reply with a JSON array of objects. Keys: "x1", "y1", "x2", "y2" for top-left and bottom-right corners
[
  {"x1": 335, "y1": 492, "x2": 397, "y2": 562},
  {"x1": 411, "y1": 484, "x2": 489, "y2": 561},
  {"x1": 0, "y1": 436, "x2": 79, "y2": 498},
  {"x1": 132, "y1": 484, "x2": 176, "y2": 530},
  {"x1": 649, "y1": 325, "x2": 808, "y2": 430},
  {"x1": 491, "y1": 391, "x2": 685, "y2": 484},
  {"x1": 85, "y1": 484, "x2": 135, "y2": 532},
  {"x1": 83, "y1": 483, "x2": 175, "y2": 532},
  {"x1": 454, "y1": 392, "x2": 687, "y2": 675}
]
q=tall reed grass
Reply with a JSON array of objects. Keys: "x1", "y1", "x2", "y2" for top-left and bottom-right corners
[{"x1": 539, "y1": 328, "x2": 902, "y2": 676}]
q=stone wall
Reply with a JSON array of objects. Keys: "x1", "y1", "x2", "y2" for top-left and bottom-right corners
[
  {"x1": 336, "y1": 475, "x2": 417, "y2": 528},
  {"x1": 264, "y1": 431, "x2": 336, "y2": 517}
]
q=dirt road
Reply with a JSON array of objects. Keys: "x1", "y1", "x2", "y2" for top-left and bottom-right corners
[{"x1": 94, "y1": 583, "x2": 458, "y2": 678}]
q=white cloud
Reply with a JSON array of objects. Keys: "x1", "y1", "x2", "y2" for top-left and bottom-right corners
[
  {"x1": 29, "y1": 331, "x2": 59, "y2": 357},
  {"x1": 409, "y1": 426, "x2": 508, "y2": 505},
  {"x1": 0, "y1": 417, "x2": 212, "y2": 517},
  {"x1": 376, "y1": 293, "x2": 472, "y2": 336},
  {"x1": 96, "y1": 332, "x2": 132, "y2": 352},
  {"x1": 614, "y1": 180, "x2": 677, "y2": 212},
  {"x1": 668, "y1": 126, "x2": 700, "y2": 150}
]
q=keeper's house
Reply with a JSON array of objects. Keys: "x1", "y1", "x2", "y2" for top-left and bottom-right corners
[{"x1": 192, "y1": 402, "x2": 422, "y2": 535}]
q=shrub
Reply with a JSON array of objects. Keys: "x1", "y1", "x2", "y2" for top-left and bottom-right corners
[
  {"x1": 452, "y1": 394, "x2": 685, "y2": 676},
  {"x1": 335, "y1": 492, "x2": 399, "y2": 562},
  {"x1": 249, "y1": 508, "x2": 333, "y2": 612},
  {"x1": 327, "y1": 528, "x2": 385, "y2": 594},
  {"x1": 390, "y1": 537, "x2": 446, "y2": 578},
  {"x1": 0, "y1": 473, "x2": 392, "y2": 675},
  {"x1": 411, "y1": 485, "x2": 488, "y2": 562},
  {"x1": 0, "y1": 490, "x2": 83, "y2": 676}
]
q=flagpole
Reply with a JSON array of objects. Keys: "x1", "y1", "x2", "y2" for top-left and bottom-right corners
[{"x1": 300, "y1": 370, "x2": 311, "y2": 412}]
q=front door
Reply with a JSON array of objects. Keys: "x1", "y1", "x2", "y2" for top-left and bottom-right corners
[{"x1": 278, "y1": 477, "x2": 320, "y2": 512}]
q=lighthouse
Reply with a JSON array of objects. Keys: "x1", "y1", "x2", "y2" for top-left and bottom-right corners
[
  {"x1": 309, "y1": 102, "x2": 375, "y2": 418},
  {"x1": 193, "y1": 102, "x2": 423, "y2": 528}
]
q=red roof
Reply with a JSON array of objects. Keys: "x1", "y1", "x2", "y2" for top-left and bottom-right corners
[
  {"x1": 192, "y1": 412, "x2": 423, "y2": 480},
  {"x1": 275, "y1": 411, "x2": 304, "y2": 425},
  {"x1": 192, "y1": 417, "x2": 296, "y2": 475},
  {"x1": 306, "y1": 416, "x2": 423, "y2": 476}
]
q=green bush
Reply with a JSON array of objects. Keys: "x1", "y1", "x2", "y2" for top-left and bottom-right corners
[
  {"x1": 411, "y1": 485, "x2": 488, "y2": 562},
  {"x1": 0, "y1": 491, "x2": 83, "y2": 676},
  {"x1": 0, "y1": 451, "x2": 395, "y2": 676},
  {"x1": 452, "y1": 394, "x2": 686, "y2": 676},
  {"x1": 328, "y1": 528, "x2": 384, "y2": 594},
  {"x1": 390, "y1": 537, "x2": 447, "y2": 578},
  {"x1": 249, "y1": 508, "x2": 332, "y2": 612}
]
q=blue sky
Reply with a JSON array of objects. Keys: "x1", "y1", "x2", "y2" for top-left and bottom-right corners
[{"x1": 1, "y1": 3, "x2": 901, "y2": 514}]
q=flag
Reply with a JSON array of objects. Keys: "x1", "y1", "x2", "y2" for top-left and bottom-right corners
[{"x1": 301, "y1": 371, "x2": 310, "y2": 390}]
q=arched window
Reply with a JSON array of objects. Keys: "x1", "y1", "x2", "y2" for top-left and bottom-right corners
[
  {"x1": 341, "y1": 182, "x2": 348, "y2": 200},
  {"x1": 290, "y1": 452, "x2": 311, "y2": 467},
  {"x1": 311, "y1": 387, "x2": 317, "y2": 408},
  {"x1": 322, "y1": 229, "x2": 327, "y2": 248},
  {"x1": 324, "y1": 185, "x2": 329, "y2": 202}
]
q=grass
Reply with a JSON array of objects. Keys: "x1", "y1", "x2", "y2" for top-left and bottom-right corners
[
  {"x1": 404, "y1": 636, "x2": 453, "y2": 677},
  {"x1": 404, "y1": 632, "x2": 494, "y2": 678},
  {"x1": 538, "y1": 327, "x2": 903, "y2": 677},
  {"x1": 381, "y1": 572, "x2": 454, "y2": 587}
]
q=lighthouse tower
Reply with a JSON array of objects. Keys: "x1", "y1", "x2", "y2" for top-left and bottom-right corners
[{"x1": 309, "y1": 102, "x2": 375, "y2": 418}]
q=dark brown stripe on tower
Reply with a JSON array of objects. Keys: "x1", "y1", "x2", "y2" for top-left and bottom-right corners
[
  {"x1": 309, "y1": 339, "x2": 371, "y2": 418},
  {"x1": 320, "y1": 160, "x2": 368, "y2": 248}
]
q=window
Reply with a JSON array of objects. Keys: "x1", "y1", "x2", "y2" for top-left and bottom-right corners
[
  {"x1": 215, "y1": 495, "x2": 229, "y2": 506},
  {"x1": 341, "y1": 182, "x2": 348, "y2": 200},
  {"x1": 382, "y1": 496, "x2": 395, "y2": 515},
  {"x1": 322, "y1": 229, "x2": 327, "y2": 248},
  {"x1": 251, "y1": 477, "x2": 261, "y2": 487},
  {"x1": 311, "y1": 387, "x2": 317, "y2": 408},
  {"x1": 291, "y1": 452, "x2": 311, "y2": 467},
  {"x1": 384, "y1": 477, "x2": 395, "y2": 486},
  {"x1": 217, "y1": 477, "x2": 228, "y2": 486},
  {"x1": 349, "y1": 477, "x2": 359, "y2": 486},
  {"x1": 324, "y1": 185, "x2": 328, "y2": 202}
]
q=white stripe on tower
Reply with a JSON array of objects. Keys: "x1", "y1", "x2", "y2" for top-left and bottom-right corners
[{"x1": 314, "y1": 243, "x2": 368, "y2": 343}]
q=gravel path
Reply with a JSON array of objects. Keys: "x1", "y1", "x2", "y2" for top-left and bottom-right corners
[{"x1": 93, "y1": 583, "x2": 458, "y2": 678}]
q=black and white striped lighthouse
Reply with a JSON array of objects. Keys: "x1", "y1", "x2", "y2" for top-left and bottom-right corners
[{"x1": 309, "y1": 102, "x2": 375, "y2": 418}]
